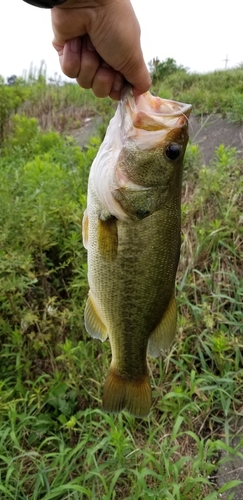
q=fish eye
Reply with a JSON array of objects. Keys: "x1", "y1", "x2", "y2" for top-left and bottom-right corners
[{"x1": 165, "y1": 144, "x2": 181, "y2": 160}]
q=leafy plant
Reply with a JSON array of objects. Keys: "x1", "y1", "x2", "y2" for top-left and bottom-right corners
[{"x1": 0, "y1": 68, "x2": 242, "y2": 499}]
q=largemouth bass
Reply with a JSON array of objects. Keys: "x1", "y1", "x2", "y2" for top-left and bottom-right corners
[{"x1": 82, "y1": 87, "x2": 191, "y2": 417}]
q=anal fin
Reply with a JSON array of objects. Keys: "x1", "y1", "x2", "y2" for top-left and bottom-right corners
[
  {"x1": 102, "y1": 367, "x2": 151, "y2": 418},
  {"x1": 148, "y1": 294, "x2": 177, "y2": 357},
  {"x1": 84, "y1": 294, "x2": 107, "y2": 341}
]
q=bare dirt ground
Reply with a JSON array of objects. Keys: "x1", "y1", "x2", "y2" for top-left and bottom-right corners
[
  {"x1": 216, "y1": 429, "x2": 243, "y2": 500},
  {"x1": 189, "y1": 114, "x2": 243, "y2": 163},
  {"x1": 70, "y1": 115, "x2": 103, "y2": 147}
]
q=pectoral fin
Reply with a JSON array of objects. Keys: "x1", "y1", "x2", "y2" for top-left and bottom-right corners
[
  {"x1": 148, "y1": 295, "x2": 177, "y2": 357},
  {"x1": 84, "y1": 294, "x2": 107, "y2": 341},
  {"x1": 98, "y1": 216, "x2": 118, "y2": 260}
]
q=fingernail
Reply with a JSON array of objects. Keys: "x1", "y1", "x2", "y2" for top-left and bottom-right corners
[{"x1": 70, "y1": 38, "x2": 81, "y2": 53}]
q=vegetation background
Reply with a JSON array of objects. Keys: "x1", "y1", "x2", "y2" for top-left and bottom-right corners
[{"x1": 0, "y1": 59, "x2": 242, "y2": 499}]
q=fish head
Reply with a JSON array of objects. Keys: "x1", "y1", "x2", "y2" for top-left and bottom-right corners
[
  {"x1": 89, "y1": 87, "x2": 191, "y2": 221},
  {"x1": 118, "y1": 87, "x2": 192, "y2": 188},
  {"x1": 112, "y1": 88, "x2": 192, "y2": 219}
]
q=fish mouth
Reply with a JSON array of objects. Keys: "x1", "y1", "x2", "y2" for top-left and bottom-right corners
[{"x1": 122, "y1": 86, "x2": 192, "y2": 135}]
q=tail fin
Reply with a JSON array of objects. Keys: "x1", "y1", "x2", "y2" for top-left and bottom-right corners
[{"x1": 102, "y1": 367, "x2": 151, "y2": 418}]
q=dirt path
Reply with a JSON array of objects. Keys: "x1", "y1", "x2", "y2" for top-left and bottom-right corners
[
  {"x1": 189, "y1": 114, "x2": 243, "y2": 163},
  {"x1": 70, "y1": 115, "x2": 103, "y2": 148}
]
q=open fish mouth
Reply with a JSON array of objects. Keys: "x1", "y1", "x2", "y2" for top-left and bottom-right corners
[{"x1": 123, "y1": 86, "x2": 192, "y2": 140}]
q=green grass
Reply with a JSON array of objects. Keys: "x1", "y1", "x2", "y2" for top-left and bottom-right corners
[
  {"x1": 154, "y1": 67, "x2": 243, "y2": 118},
  {"x1": 0, "y1": 73, "x2": 242, "y2": 498}
]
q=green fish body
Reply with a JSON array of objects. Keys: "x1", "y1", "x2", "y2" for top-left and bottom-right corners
[{"x1": 83, "y1": 88, "x2": 191, "y2": 417}]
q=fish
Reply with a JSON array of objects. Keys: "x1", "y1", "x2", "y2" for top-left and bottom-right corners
[{"x1": 82, "y1": 87, "x2": 192, "y2": 417}]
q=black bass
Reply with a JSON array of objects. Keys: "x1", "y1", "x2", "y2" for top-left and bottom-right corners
[{"x1": 82, "y1": 88, "x2": 191, "y2": 417}]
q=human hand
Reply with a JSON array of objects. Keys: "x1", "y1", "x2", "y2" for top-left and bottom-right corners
[{"x1": 51, "y1": 0, "x2": 151, "y2": 99}]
